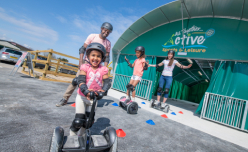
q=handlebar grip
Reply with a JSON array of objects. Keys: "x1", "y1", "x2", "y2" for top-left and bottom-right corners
[
  {"x1": 97, "y1": 91, "x2": 104, "y2": 100},
  {"x1": 89, "y1": 91, "x2": 95, "y2": 100}
]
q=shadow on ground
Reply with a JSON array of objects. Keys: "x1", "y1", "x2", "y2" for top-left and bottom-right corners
[
  {"x1": 152, "y1": 95, "x2": 199, "y2": 114},
  {"x1": 0, "y1": 66, "x2": 247, "y2": 152}
]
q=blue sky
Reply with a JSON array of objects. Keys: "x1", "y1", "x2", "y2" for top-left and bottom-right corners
[{"x1": 0, "y1": 0, "x2": 173, "y2": 64}]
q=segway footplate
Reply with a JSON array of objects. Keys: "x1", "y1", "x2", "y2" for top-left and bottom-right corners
[
  {"x1": 91, "y1": 135, "x2": 108, "y2": 147},
  {"x1": 151, "y1": 100, "x2": 170, "y2": 113},
  {"x1": 63, "y1": 136, "x2": 80, "y2": 149}
]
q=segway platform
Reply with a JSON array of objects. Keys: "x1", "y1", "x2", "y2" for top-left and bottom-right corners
[
  {"x1": 49, "y1": 92, "x2": 117, "y2": 152},
  {"x1": 150, "y1": 99, "x2": 170, "y2": 113},
  {"x1": 119, "y1": 96, "x2": 138, "y2": 114}
]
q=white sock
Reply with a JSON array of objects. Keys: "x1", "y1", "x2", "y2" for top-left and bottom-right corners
[
  {"x1": 126, "y1": 95, "x2": 129, "y2": 99},
  {"x1": 131, "y1": 97, "x2": 135, "y2": 101},
  {"x1": 69, "y1": 130, "x2": 77, "y2": 136}
]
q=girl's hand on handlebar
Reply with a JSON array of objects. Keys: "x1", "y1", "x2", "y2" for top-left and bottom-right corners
[
  {"x1": 95, "y1": 89, "x2": 105, "y2": 96},
  {"x1": 86, "y1": 89, "x2": 94, "y2": 100},
  {"x1": 188, "y1": 64, "x2": 192, "y2": 68}
]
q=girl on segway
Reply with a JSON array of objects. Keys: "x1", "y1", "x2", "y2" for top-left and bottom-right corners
[
  {"x1": 69, "y1": 42, "x2": 111, "y2": 136},
  {"x1": 124, "y1": 46, "x2": 148, "y2": 102},
  {"x1": 149, "y1": 50, "x2": 192, "y2": 108}
]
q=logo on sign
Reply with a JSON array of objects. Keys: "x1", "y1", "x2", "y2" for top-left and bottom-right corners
[{"x1": 162, "y1": 25, "x2": 215, "y2": 53}]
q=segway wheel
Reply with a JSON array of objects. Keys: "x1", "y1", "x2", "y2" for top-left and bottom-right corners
[
  {"x1": 163, "y1": 105, "x2": 170, "y2": 113},
  {"x1": 150, "y1": 99, "x2": 155, "y2": 108},
  {"x1": 49, "y1": 127, "x2": 64, "y2": 152},
  {"x1": 108, "y1": 135, "x2": 117, "y2": 152},
  {"x1": 127, "y1": 102, "x2": 138, "y2": 114},
  {"x1": 103, "y1": 127, "x2": 117, "y2": 152},
  {"x1": 119, "y1": 101, "x2": 124, "y2": 107}
]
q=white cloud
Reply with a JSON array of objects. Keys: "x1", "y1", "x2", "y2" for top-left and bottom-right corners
[
  {"x1": 0, "y1": 7, "x2": 4, "y2": 12},
  {"x1": 23, "y1": 44, "x2": 29, "y2": 47},
  {"x1": 56, "y1": 16, "x2": 67, "y2": 23},
  {"x1": 71, "y1": 6, "x2": 139, "y2": 45},
  {"x1": 73, "y1": 19, "x2": 99, "y2": 35},
  {"x1": 120, "y1": 7, "x2": 134, "y2": 14},
  {"x1": 0, "y1": 34, "x2": 6, "y2": 40},
  {"x1": 68, "y1": 35, "x2": 85, "y2": 43},
  {"x1": 68, "y1": 6, "x2": 139, "y2": 66},
  {"x1": 0, "y1": 8, "x2": 58, "y2": 44},
  {"x1": 0, "y1": 33, "x2": 14, "y2": 42}
]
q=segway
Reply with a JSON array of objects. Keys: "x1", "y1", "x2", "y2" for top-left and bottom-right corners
[
  {"x1": 150, "y1": 99, "x2": 170, "y2": 113},
  {"x1": 49, "y1": 92, "x2": 117, "y2": 152},
  {"x1": 119, "y1": 87, "x2": 138, "y2": 114}
]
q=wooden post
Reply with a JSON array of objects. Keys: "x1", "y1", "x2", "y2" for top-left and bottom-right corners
[
  {"x1": 108, "y1": 67, "x2": 112, "y2": 77},
  {"x1": 32, "y1": 52, "x2": 38, "y2": 68},
  {"x1": 55, "y1": 58, "x2": 61, "y2": 75},
  {"x1": 31, "y1": 52, "x2": 38, "y2": 75},
  {"x1": 42, "y1": 49, "x2": 52, "y2": 78}
]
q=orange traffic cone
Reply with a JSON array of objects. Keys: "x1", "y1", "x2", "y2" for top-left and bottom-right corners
[
  {"x1": 71, "y1": 103, "x2": 76, "y2": 107},
  {"x1": 116, "y1": 129, "x2": 126, "y2": 137},
  {"x1": 161, "y1": 114, "x2": 168, "y2": 118}
]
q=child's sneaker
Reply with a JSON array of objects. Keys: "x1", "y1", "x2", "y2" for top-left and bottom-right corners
[
  {"x1": 154, "y1": 100, "x2": 160, "y2": 106},
  {"x1": 161, "y1": 103, "x2": 166, "y2": 109}
]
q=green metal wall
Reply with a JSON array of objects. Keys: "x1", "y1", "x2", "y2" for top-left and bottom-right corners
[{"x1": 121, "y1": 18, "x2": 248, "y2": 61}]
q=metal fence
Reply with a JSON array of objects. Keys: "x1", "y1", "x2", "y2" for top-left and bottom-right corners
[
  {"x1": 112, "y1": 74, "x2": 153, "y2": 100},
  {"x1": 201, "y1": 92, "x2": 248, "y2": 132}
]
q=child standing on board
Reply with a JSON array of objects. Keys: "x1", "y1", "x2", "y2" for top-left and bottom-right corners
[
  {"x1": 69, "y1": 42, "x2": 111, "y2": 136},
  {"x1": 123, "y1": 46, "x2": 148, "y2": 102},
  {"x1": 149, "y1": 50, "x2": 192, "y2": 108}
]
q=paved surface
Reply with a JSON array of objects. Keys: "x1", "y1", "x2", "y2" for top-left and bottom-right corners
[
  {"x1": 112, "y1": 88, "x2": 248, "y2": 149},
  {"x1": 0, "y1": 63, "x2": 247, "y2": 152}
]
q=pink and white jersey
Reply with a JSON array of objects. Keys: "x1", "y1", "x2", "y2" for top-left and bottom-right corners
[
  {"x1": 77, "y1": 64, "x2": 109, "y2": 96},
  {"x1": 84, "y1": 34, "x2": 111, "y2": 61},
  {"x1": 84, "y1": 34, "x2": 111, "y2": 52}
]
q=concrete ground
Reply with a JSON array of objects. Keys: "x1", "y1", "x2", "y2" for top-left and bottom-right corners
[
  {"x1": 110, "y1": 89, "x2": 248, "y2": 150},
  {"x1": 0, "y1": 62, "x2": 247, "y2": 152}
]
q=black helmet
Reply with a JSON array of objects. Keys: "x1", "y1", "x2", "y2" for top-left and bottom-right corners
[
  {"x1": 86, "y1": 42, "x2": 106, "y2": 59},
  {"x1": 168, "y1": 50, "x2": 175, "y2": 57},
  {"x1": 101, "y1": 22, "x2": 113, "y2": 32},
  {"x1": 135, "y1": 46, "x2": 145, "y2": 58}
]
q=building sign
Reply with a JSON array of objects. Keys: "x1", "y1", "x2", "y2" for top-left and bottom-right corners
[{"x1": 162, "y1": 25, "x2": 215, "y2": 53}]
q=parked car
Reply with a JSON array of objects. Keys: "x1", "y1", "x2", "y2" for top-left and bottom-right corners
[
  {"x1": 0, "y1": 47, "x2": 23, "y2": 63},
  {"x1": 31, "y1": 55, "x2": 51, "y2": 70},
  {"x1": 60, "y1": 63, "x2": 77, "y2": 75}
]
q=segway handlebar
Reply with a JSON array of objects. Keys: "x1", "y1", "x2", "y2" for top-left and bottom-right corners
[{"x1": 85, "y1": 91, "x2": 104, "y2": 129}]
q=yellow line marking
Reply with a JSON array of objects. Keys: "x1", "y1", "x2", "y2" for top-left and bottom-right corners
[{"x1": 192, "y1": 32, "x2": 206, "y2": 34}]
